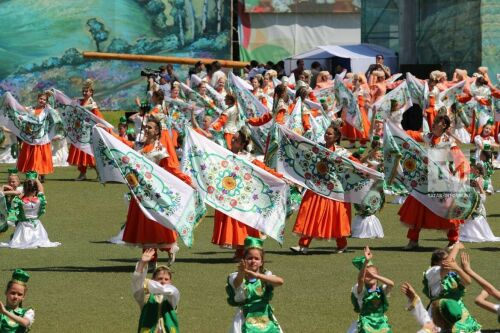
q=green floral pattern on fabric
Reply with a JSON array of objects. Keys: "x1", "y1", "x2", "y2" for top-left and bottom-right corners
[
  {"x1": 333, "y1": 77, "x2": 364, "y2": 133},
  {"x1": 94, "y1": 135, "x2": 203, "y2": 248},
  {"x1": 277, "y1": 127, "x2": 384, "y2": 203},
  {"x1": 384, "y1": 122, "x2": 479, "y2": 219},
  {"x1": 184, "y1": 145, "x2": 282, "y2": 218},
  {"x1": 59, "y1": 105, "x2": 95, "y2": 145}
]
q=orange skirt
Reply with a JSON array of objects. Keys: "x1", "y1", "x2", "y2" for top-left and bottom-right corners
[
  {"x1": 398, "y1": 195, "x2": 463, "y2": 230},
  {"x1": 122, "y1": 197, "x2": 177, "y2": 246},
  {"x1": 17, "y1": 142, "x2": 54, "y2": 174},
  {"x1": 67, "y1": 144, "x2": 95, "y2": 167},
  {"x1": 341, "y1": 108, "x2": 371, "y2": 141},
  {"x1": 293, "y1": 190, "x2": 351, "y2": 239},
  {"x1": 212, "y1": 210, "x2": 260, "y2": 248}
]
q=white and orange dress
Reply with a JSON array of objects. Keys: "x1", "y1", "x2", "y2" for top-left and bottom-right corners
[
  {"x1": 17, "y1": 107, "x2": 54, "y2": 175},
  {"x1": 66, "y1": 97, "x2": 104, "y2": 173},
  {"x1": 122, "y1": 132, "x2": 191, "y2": 249},
  {"x1": 211, "y1": 155, "x2": 281, "y2": 253},
  {"x1": 399, "y1": 131, "x2": 464, "y2": 243},
  {"x1": 292, "y1": 145, "x2": 352, "y2": 250}
]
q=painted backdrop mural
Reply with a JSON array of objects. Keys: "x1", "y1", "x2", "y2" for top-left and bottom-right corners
[{"x1": 0, "y1": 0, "x2": 231, "y2": 110}]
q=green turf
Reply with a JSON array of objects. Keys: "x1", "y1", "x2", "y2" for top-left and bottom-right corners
[
  {"x1": 102, "y1": 110, "x2": 126, "y2": 127},
  {"x1": 0, "y1": 165, "x2": 498, "y2": 332}
]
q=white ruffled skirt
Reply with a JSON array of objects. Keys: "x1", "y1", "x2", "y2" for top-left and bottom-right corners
[
  {"x1": 51, "y1": 138, "x2": 69, "y2": 167},
  {"x1": 459, "y1": 215, "x2": 500, "y2": 242},
  {"x1": 351, "y1": 215, "x2": 384, "y2": 239},
  {"x1": 0, "y1": 220, "x2": 60, "y2": 249},
  {"x1": 108, "y1": 227, "x2": 125, "y2": 245}
]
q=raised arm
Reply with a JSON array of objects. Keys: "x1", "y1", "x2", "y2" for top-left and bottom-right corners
[
  {"x1": 357, "y1": 246, "x2": 373, "y2": 294},
  {"x1": 475, "y1": 290, "x2": 499, "y2": 314},
  {"x1": 461, "y1": 252, "x2": 500, "y2": 299},
  {"x1": 0, "y1": 302, "x2": 32, "y2": 328}
]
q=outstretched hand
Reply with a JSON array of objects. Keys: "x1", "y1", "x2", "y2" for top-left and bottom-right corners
[
  {"x1": 401, "y1": 282, "x2": 417, "y2": 302},
  {"x1": 460, "y1": 252, "x2": 471, "y2": 271},
  {"x1": 364, "y1": 246, "x2": 373, "y2": 261},
  {"x1": 141, "y1": 248, "x2": 156, "y2": 263}
]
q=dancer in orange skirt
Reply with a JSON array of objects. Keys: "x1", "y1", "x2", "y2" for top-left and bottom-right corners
[
  {"x1": 342, "y1": 73, "x2": 371, "y2": 148},
  {"x1": 290, "y1": 122, "x2": 352, "y2": 254},
  {"x1": 67, "y1": 79, "x2": 104, "y2": 181},
  {"x1": 212, "y1": 127, "x2": 283, "y2": 260},
  {"x1": 16, "y1": 92, "x2": 55, "y2": 182},
  {"x1": 122, "y1": 116, "x2": 191, "y2": 266},
  {"x1": 400, "y1": 115, "x2": 464, "y2": 250}
]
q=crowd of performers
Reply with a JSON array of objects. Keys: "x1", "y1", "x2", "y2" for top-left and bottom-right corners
[{"x1": 0, "y1": 58, "x2": 499, "y2": 332}]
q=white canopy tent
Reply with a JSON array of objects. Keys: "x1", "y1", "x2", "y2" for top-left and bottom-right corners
[{"x1": 285, "y1": 44, "x2": 398, "y2": 76}]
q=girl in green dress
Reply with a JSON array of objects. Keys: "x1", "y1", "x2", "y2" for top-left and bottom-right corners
[
  {"x1": 132, "y1": 248, "x2": 180, "y2": 333},
  {"x1": 422, "y1": 243, "x2": 481, "y2": 333},
  {"x1": 226, "y1": 236, "x2": 284, "y2": 333},
  {"x1": 0, "y1": 269, "x2": 34, "y2": 332},
  {"x1": 349, "y1": 246, "x2": 394, "y2": 333}
]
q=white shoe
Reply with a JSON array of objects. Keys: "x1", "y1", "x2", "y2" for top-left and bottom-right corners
[
  {"x1": 290, "y1": 246, "x2": 308, "y2": 254},
  {"x1": 334, "y1": 247, "x2": 347, "y2": 254},
  {"x1": 168, "y1": 244, "x2": 180, "y2": 265}
]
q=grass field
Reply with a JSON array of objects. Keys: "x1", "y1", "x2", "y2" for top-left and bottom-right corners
[{"x1": 0, "y1": 118, "x2": 499, "y2": 332}]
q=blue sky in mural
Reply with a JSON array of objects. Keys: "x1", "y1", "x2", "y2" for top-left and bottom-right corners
[
  {"x1": 0, "y1": 0, "x2": 231, "y2": 109},
  {"x1": 0, "y1": 0, "x2": 157, "y2": 78}
]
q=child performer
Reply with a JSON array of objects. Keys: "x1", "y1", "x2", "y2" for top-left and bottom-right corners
[
  {"x1": 459, "y1": 163, "x2": 500, "y2": 242},
  {"x1": 67, "y1": 79, "x2": 104, "y2": 181},
  {"x1": 348, "y1": 246, "x2": 394, "y2": 333},
  {"x1": 460, "y1": 252, "x2": 500, "y2": 321},
  {"x1": 226, "y1": 237, "x2": 284, "y2": 333},
  {"x1": 351, "y1": 140, "x2": 385, "y2": 239},
  {"x1": 16, "y1": 92, "x2": 56, "y2": 182},
  {"x1": 0, "y1": 171, "x2": 60, "y2": 249},
  {"x1": 422, "y1": 244, "x2": 481, "y2": 332},
  {"x1": 132, "y1": 248, "x2": 180, "y2": 333},
  {"x1": 0, "y1": 269, "x2": 34, "y2": 332},
  {"x1": 2, "y1": 168, "x2": 23, "y2": 206},
  {"x1": 401, "y1": 282, "x2": 464, "y2": 333}
]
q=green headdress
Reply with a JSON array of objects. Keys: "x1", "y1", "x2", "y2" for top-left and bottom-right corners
[
  {"x1": 244, "y1": 236, "x2": 263, "y2": 250},
  {"x1": 486, "y1": 118, "x2": 494, "y2": 126},
  {"x1": 356, "y1": 147, "x2": 366, "y2": 155},
  {"x1": 352, "y1": 256, "x2": 373, "y2": 270},
  {"x1": 11, "y1": 269, "x2": 30, "y2": 284},
  {"x1": 374, "y1": 113, "x2": 384, "y2": 123},
  {"x1": 437, "y1": 299, "x2": 462, "y2": 325},
  {"x1": 25, "y1": 171, "x2": 38, "y2": 180},
  {"x1": 119, "y1": 116, "x2": 127, "y2": 125},
  {"x1": 7, "y1": 168, "x2": 18, "y2": 175}
]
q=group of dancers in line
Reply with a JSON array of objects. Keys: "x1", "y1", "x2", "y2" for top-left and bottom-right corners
[
  {"x1": 0, "y1": 63, "x2": 499, "y2": 332},
  {"x1": 1, "y1": 239, "x2": 499, "y2": 332}
]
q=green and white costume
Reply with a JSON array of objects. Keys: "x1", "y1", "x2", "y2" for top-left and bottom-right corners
[
  {"x1": 132, "y1": 263, "x2": 180, "y2": 333},
  {"x1": 348, "y1": 283, "x2": 392, "y2": 333},
  {"x1": 227, "y1": 271, "x2": 283, "y2": 333},
  {"x1": 0, "y1": 307, "x2": 35, "y2": 333},
  {"x1": 0, "y1": 193, "x2": 60, "y2": 249},
  {"x1": 423, "y1": 266, "x2": 481, "y2": 333}
]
